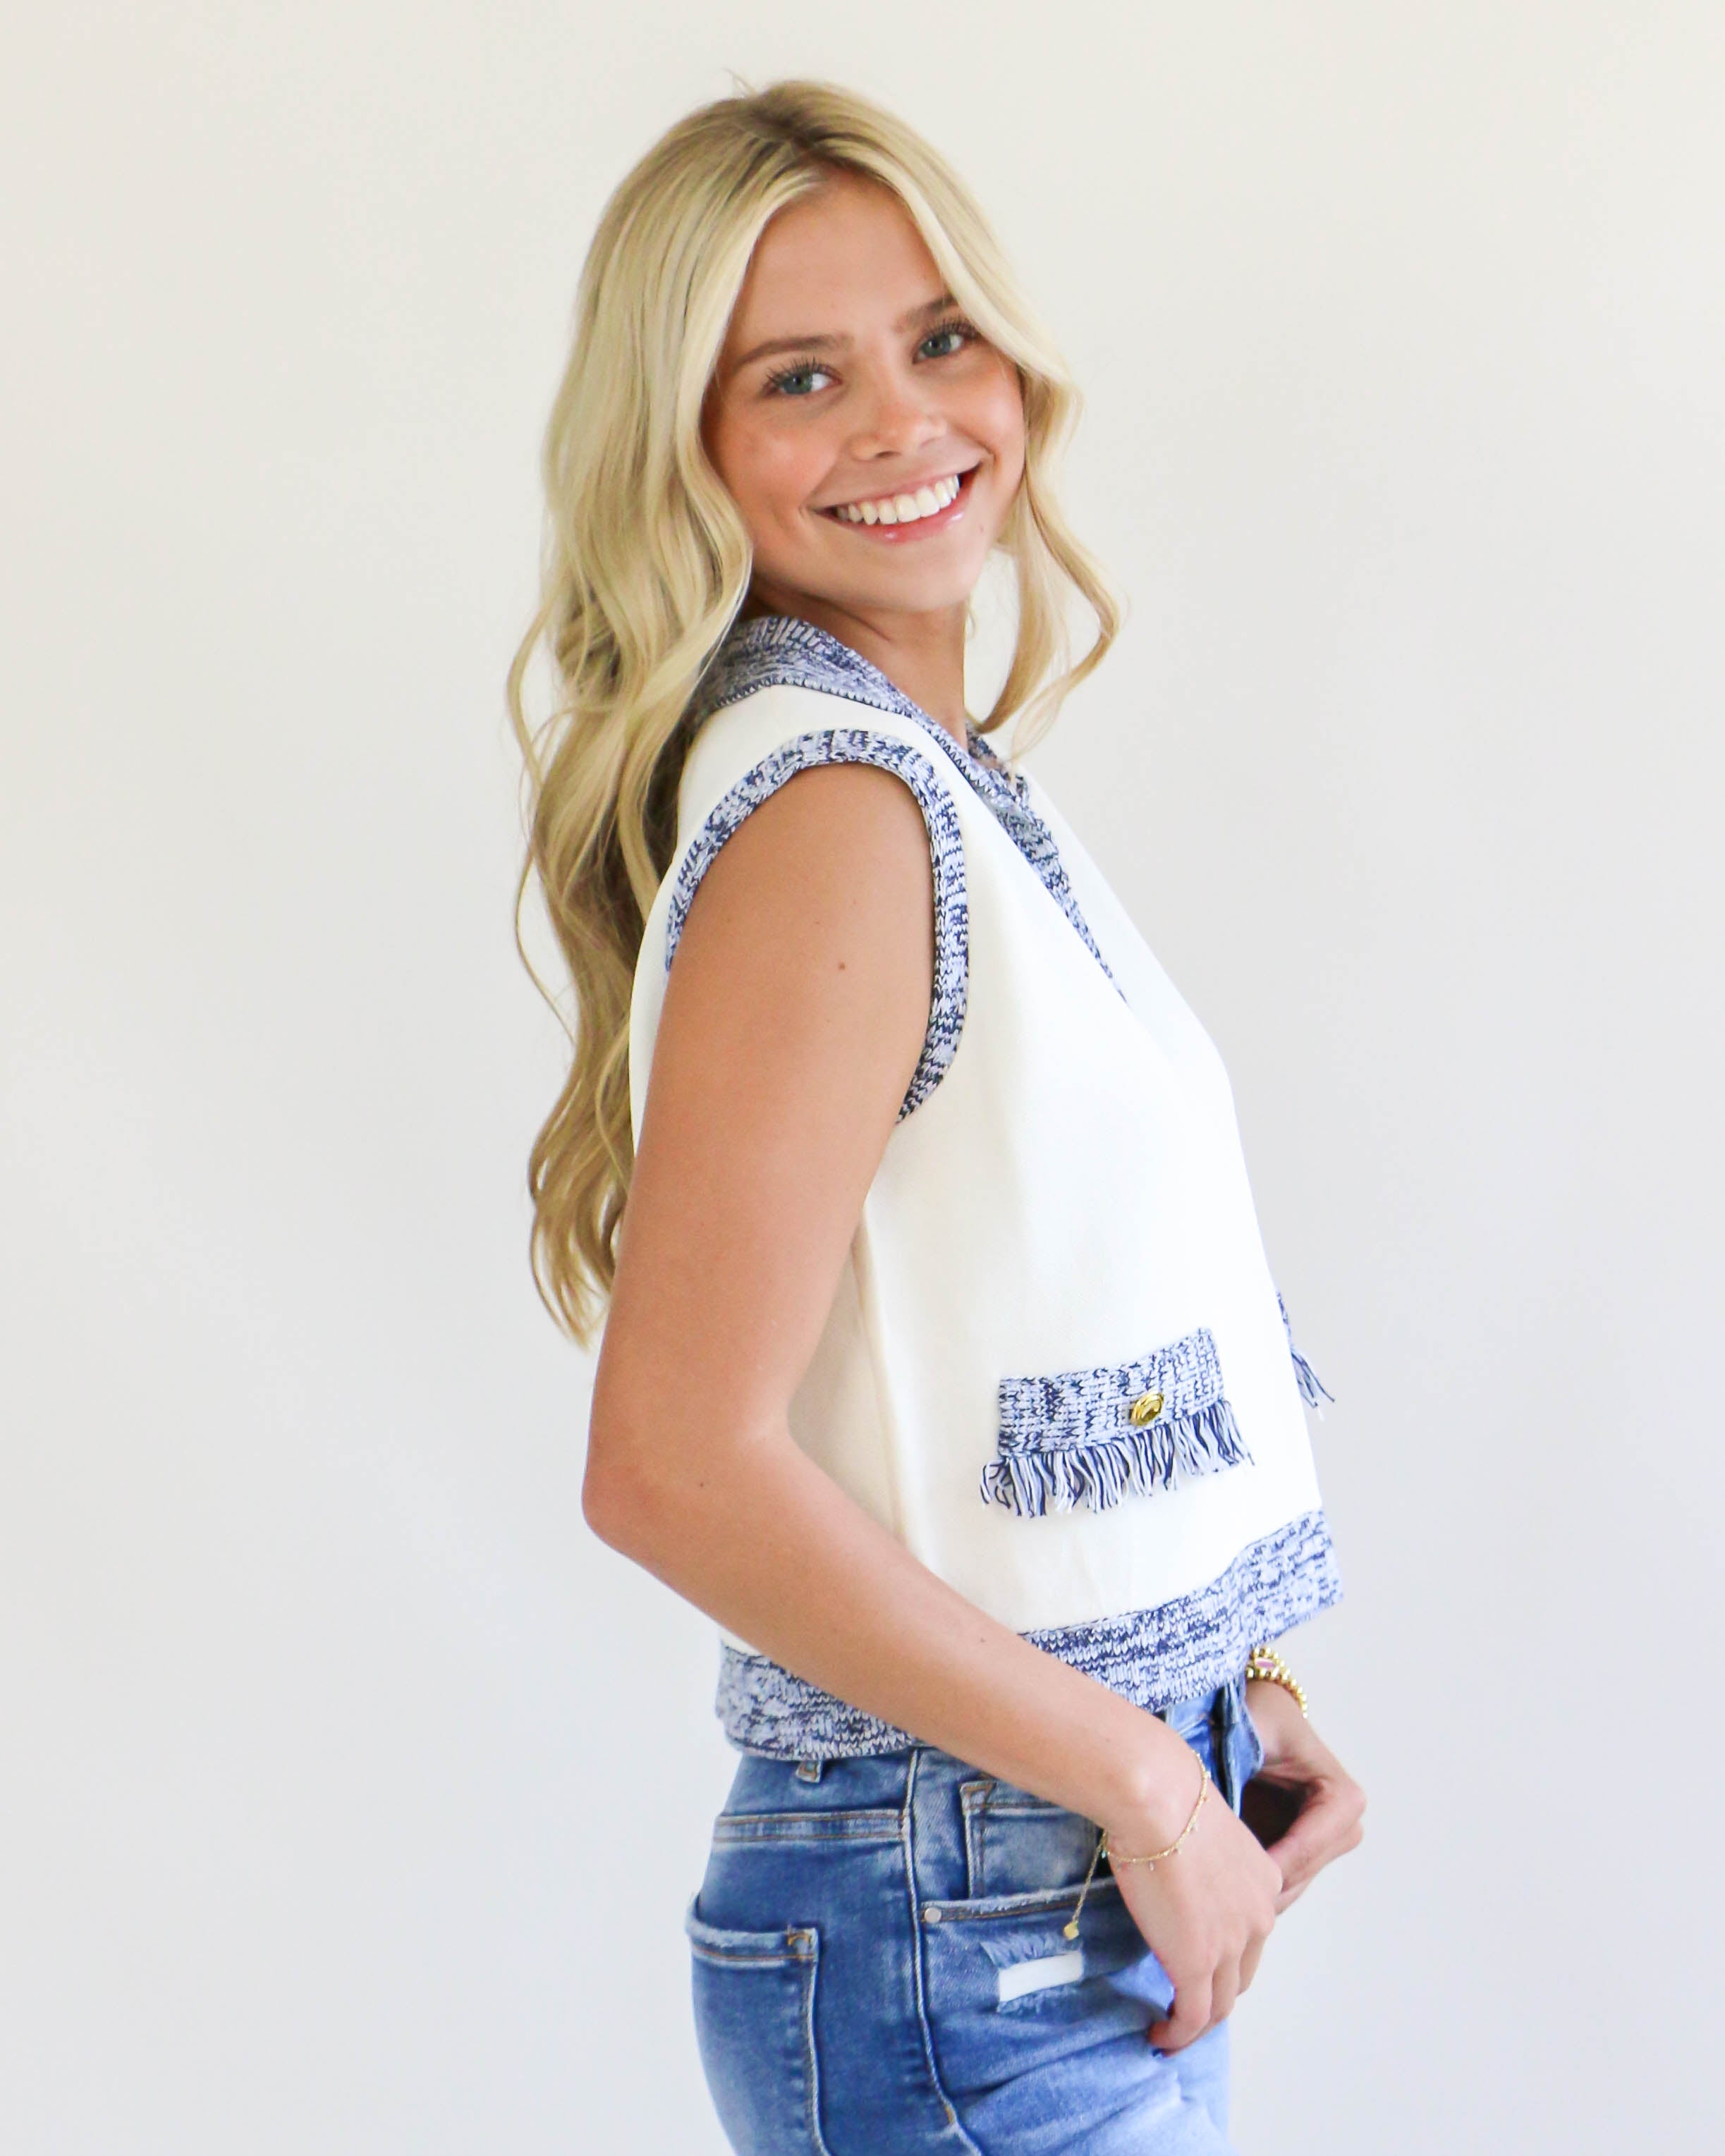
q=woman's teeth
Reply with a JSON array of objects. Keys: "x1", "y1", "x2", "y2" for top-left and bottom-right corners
[{"x1": 828, "y1": 472, "x2": 964, "y2": 525}]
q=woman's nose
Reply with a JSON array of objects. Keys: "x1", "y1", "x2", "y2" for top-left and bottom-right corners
[{"x1": 848, "y1": 374, "x2": 945, "y2": 460}]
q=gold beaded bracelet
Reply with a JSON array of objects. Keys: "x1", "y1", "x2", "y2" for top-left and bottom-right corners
[{"x1": 1244, "y1": 1644, "x2": 1308, "y2": 1717}]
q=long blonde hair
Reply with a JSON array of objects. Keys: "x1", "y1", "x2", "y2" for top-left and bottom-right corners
[{"x1": 508, "y1": 78, "x2": 1120, "y2": 1345}]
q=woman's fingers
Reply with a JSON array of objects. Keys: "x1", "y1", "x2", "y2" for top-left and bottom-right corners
[
  {"x1": 1244, "y1": 1689, "x2": 1367, "y2": 1904},
  {"x1": 1237, "y1": 1929, "x2": 1267, "y2": 1993},
  {"x1": 1265, "y1": 1773, "x2": 1366, "y2": 1899},
  {"x1": 1150, "y1": 1964, "x2": 1214, "y2": 2053}
]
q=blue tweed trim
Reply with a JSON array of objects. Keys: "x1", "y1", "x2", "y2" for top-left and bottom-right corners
[
  {"x1": 714, "y1": 1509, "x2": 1343, "y2": 1760},
  {"x1": 664, "y1": 727, "x2": 968, "y2": 1119},
  {"x1": 982, "y1": 1327, "x2": 1252, "y2": 1517},
  {"x1": 692, "y1": 613, "x2": 1120, "y2": 995}
]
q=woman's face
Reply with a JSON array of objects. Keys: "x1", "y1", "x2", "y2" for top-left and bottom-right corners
[{"x1": 703, "y1": 173, "x2": 1026, "y2": 628}]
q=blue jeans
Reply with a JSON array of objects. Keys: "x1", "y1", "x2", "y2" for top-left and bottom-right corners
[{"x1": 685, "y1": 1673, "x2": 1267, "y2": 2153}]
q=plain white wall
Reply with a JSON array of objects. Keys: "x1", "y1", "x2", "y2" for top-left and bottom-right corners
[{"x1": 4, "y1": 6, "x2": 1721, "y2": 2150}]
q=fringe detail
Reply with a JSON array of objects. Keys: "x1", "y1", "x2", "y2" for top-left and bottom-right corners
[
  {"x1": 1290, "y1": 1347, "x2": 1334, "y2": 1409},
  {"x1": 1278, "y1": 1291, "x2": 1334, "y2": 1409},
  {"x1": 980, "y1": 1399, "x2": 1253, "y2": 1519}
]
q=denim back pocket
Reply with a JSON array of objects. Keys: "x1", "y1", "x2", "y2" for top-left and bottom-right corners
[
  {"x1": 685, "y1": 1900, "x2": 831, "y2": 2155},
  {"x1": 980, "y1": 1325, "x2": 1252, "y2": 1517}
]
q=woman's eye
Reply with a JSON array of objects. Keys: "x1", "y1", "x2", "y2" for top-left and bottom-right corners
[
  {"x1": 765, "y1": 361, "x2": 836, "y2": 397},
  {"x1": 918, "y1": 321, "x2": 976, "y2": 360}
]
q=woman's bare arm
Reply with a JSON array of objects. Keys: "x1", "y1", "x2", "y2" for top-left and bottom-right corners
[{"x1": 585, "y1": 760, "x2": 1282, "y2": 2044}]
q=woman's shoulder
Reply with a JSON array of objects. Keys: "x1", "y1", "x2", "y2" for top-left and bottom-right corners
[
  {"x1": 628, "y1": 639, "x2": 970, "y2": 1147},
  {"x1": 676, "y1": 673, "x2": 956, "y2": 863}
]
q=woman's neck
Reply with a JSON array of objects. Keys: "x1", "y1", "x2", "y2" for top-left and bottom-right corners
[{"x1": 743, "y1": 589, "x2": 970, "y2": 747}]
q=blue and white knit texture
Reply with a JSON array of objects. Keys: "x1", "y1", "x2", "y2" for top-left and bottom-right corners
[
  {"x1": 715, "y1": 1509, "x2": 1343, "y2": 1760},
  {"x1": 690, "y1": 613, "x2": 1121, "y2": 994},
  {"x1": 982, "y1": 1325, "x2": 1252, "y2": 1517},
  {"x1": 664, "y1": 726, "x2": 968, "y2": 1118}
]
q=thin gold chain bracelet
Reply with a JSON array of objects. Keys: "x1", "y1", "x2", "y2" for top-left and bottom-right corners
[
  {"x1": 1063, "y1": 1755, "x2": 1211, "y2": 1940},
  {"x1": 1244, "y1": 1643, "x2": 1308, "y2": 1717},
  {"x1": 1104, "y1": 1761, "x2": 1212, "y2": 1867}
]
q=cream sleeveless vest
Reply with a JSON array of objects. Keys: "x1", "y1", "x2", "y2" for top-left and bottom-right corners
[{"x1": 627, "y1": 615, "x2": 1341, "y2": 1759}]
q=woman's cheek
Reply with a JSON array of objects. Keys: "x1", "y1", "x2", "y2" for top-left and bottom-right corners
[
  {"x1": 979, "y1": 357, "x2": 1028, "y2": 460},
  {"x1": 750, "y1": 427, "x2": 827, "y2": 531},
  {"x1": 989, "y1": 387, "x2": 1028, "y2": 482}
]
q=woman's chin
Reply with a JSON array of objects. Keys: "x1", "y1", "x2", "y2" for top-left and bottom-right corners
[{"x1": 771, "y1": 546, "x2": 994, "y2": 623}]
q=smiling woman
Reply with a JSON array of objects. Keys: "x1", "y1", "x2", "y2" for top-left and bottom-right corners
[
  {"x1": 508, "y1": 78, "x2": 1361, "y2": 2155},
  {"x1": 702, "y1": 175, "x2": 1025, "y2": 642}
]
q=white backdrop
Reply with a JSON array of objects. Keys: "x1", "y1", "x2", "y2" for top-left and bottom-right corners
[{"x1": 4, "y1": 6, "x2": 1721, "y2": 2150}]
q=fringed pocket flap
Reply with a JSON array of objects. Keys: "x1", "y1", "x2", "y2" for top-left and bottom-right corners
[{"x1": 980, "y1": 1327, "x2": 1252, "y2": 1518}]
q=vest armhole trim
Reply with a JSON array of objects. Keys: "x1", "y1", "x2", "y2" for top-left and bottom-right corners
[{"x1": 662, "y1": 725, "x2": 968, "y2": 1120}]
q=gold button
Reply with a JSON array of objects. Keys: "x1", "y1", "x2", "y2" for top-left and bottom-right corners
[{"x1": 1128, "y1": 1390, "x2": 1164, "y2": 1426}]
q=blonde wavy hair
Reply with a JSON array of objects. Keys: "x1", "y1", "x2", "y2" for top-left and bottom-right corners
[{"x1": 508, "y1": 78, "x2": 1120, "y2": 1344}]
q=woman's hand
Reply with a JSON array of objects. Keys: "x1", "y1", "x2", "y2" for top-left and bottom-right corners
[
  {"x1": 1102, "y1": 1748, "x2": 1285, "y2": 2054},
  {"x1": 1242, "y1": 1679, "x2": 1367, "y2": 1914}
]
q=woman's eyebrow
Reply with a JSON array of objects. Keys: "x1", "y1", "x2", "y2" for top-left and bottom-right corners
[{"x1": 729, "y1": 292, "x2": 958, "y2": 374}]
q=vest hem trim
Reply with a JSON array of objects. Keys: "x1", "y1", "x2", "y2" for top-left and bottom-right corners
[{"x1": 714, "y1": 1509, "x2": 1343, "y2": 1761}]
